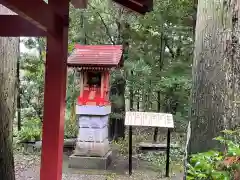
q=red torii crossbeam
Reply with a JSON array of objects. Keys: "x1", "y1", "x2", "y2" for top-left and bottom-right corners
[
  {"x1": 0, "y1": 15, "x2": 46, "y2": 36},
  {"x1": 0, "y1": 0, "x2": 153, "y2": 180},
  {"x1": 0, "y1": 0, "x2": 64, "y2": 36}
]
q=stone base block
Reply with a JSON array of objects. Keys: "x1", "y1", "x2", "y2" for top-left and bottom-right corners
[
  {"x1": 69, "y1": 151, "x2": 112, "y2": 170},
  {"x1": 78, "y1": 126, "x2": 108, "y2": 142},
  {"x1": 75, "y1": 139, "x2": 110, "y2": 157}
]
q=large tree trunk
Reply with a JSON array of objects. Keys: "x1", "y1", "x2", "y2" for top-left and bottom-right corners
[
  {"x1": 0, "y1": 5, "x2": 19, "y2": 180},
  {"x1": 189, "y1": 0, "x2": 240, "y2": 153}
]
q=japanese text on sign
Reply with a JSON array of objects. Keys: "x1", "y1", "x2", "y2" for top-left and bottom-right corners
[{"x1": 125, "y1": 111, "x2": 174, "y2": 128}]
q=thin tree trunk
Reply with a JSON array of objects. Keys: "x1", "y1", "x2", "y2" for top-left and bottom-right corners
[
  {"x1": 0, "y1": 6, "x2": 19, "y2": 180},
  {"x1": 109, "y1": 11, "x2": 128, "y2": 140},
  {"x1": 137, "y1": 89, "x2": 140, "y2": 111},
  {"x1": 17, "y1": 39, "x2": 21, "y2": 131},
  {"x1": 148, "y1": 80, "x2": 152, "y2": 110},
  {"x1": 192, "y1": 0, "x2": 198, "y2": 38},
  {"x1": 144, "y1": 93, "x2": 148, "y2": 111},
  {"x1": 110, "y1": 74, "x2": 126, "y2": 140},
  {"x1": 189, "y1": 0, "x2": 240, "y2": 153}
]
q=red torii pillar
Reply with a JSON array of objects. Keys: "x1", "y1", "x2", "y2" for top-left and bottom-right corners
[
  {"x1": 0, "y1": 0, "x2": 69, "y2": 180},
  {"x1": 40, "y1": 1, "x2": 69, "y2": 180}
]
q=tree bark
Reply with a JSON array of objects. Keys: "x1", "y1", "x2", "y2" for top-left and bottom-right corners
[
  {"x1": 17, "y1": 39, "x2": 21, "y2": 131},
  {"x1": 109, "y1": 12, "x2": 129, "y2": 141},
  {"x1": 0, "y1": 5, "x2": 19, "y2": 180},
  {"x1": 189, "y1": 0, "x2": 240, "y2": 153},
  {"x1": 109, "y1": 72, "x2": 126, "y2": 140},
  {"x1": 0, "y1": 36, "x2": 19, "y2": 180}
]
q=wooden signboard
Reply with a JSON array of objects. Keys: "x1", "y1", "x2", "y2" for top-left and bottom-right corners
[
  {"x1": 125, "y1": 111, "x2": 174, "y2": 177},
  {"x1": 125, "y1": 111, "x2": 174, "y2": 128}
]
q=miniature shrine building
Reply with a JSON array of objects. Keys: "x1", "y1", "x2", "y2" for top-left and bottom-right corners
[
  {"x1": 68, "y1": 44, "x2": 123, "y2": 107},
  {"x1": 67, "y1": 45, "x2": 123, "y2": 169}
]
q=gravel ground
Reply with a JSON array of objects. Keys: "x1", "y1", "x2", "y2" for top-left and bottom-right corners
[
  {"x1": 15, "y1": 154, "x2": 106, "y2": 180},
  {"x1": 14, "y1": 153, "x2": 183, "y2": 180}
]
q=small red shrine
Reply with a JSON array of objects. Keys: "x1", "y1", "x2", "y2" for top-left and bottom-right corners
[
  {"x1": 68, "y1": 44, "x2": 123, "y2": 106},
  {"x1": 67, "y1": 45, "x2": 123, "y2": 169}
]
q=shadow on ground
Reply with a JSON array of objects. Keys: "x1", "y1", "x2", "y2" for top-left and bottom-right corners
[{"x1": 62, "y1": 148, "x2": 183, "y2": 179}]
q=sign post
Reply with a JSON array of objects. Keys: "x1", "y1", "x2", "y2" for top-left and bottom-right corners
[
  {"x1": 153, "y1": 91, "x2": 161, "y2": 142},
  {"x1": 125, "y1": 111, "x2": 174, "y2": 177},
  {"x1": 166, "y1": 128, "x2": 171, "y2": 177},
  {"x1": 129, "y1": 125, "x2": 132, "y2": 175}
]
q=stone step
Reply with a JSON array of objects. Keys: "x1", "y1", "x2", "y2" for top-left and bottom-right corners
[
  {"x1": 137, "y1": 142, "x2": 180, "y2": 153},
  {"x1": 69, "y1": 150, "x2": 112, "y2": 170}
]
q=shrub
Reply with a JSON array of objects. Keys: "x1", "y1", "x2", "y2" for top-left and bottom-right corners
[
  {"x1": 17, "y1": 127, "x2": 42, "y2": 143},
  {"x1": 64, "y1": 119, "x2": 78, "y2": 138},
  {"x1": 17, "y1": 118, "x2": 42, "y2": 143},
  {"x1": 112, "y1": 137, "x2": 129, "y2": 156},
  {"x1": 187, "y1": 129, "x2": 240, "y2": 180}
]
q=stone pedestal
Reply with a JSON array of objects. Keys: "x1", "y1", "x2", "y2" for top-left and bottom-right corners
[
  {"x1": 78, "y1": 115, "x2": 108, "y2": 142},
  {"x1": 69, "y1": 150, "x2": 112, "y2": 170},
  {"x1": 75, "y1": 139, "x2": 110, "y2": 157},
  {"x1": 69, "y1": 105, "x2": 112, "y2": 170}
]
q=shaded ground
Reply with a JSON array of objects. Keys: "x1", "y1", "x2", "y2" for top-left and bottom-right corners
[
  {"x1": 15, "y1": 151, "x2": 183, "y2": 180},
  {"x1": 14, "y1": 132, "x2": 185, "y2": 179}
]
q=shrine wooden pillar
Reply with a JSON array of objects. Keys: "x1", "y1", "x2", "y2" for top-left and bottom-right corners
[{"x1": 40, "y1": 1, "x2": 69, "y2": 180}]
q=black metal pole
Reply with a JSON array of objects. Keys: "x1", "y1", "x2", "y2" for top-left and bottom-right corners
[
  {"x1": 129, "y1": 70, "x2": 133, "y2": 176},
  {"x1": 153, "y1": 128, "x2": 158, "y2": 142},
  {"x1": 153, "y1": 91, "x2": 161, "y2": 142},
  {"x1": 166, "y1": 129, "x2": 171, "y2": 177},
  {"x1": 129, "y1": 126, "x2": 132, "y2": 176}
]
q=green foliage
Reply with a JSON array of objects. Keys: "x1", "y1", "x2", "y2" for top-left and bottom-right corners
[
  {"x1": 110, "y1": 94, "x2": 125, "y2": 108},
  {"x1": 105, "y1": 173, "x2": 117, "y2": 180},
  {"x1": 64, "y1": 110, "x2": 78, "y2": 138},
  {"x1": 20, "y1": 38, "x2": 45, "y2": 120},
  {"x1": 139, "y1": 152, "x2": 166, "y2": 170},
  {"x1": 112, "y1": 134, "x2": 149, "y2": 156},
  {"x1": 64, "y1": 119, "x2": 78, "y2": 138},
  {"x1": 20, "y1": 38, "x2": 79, "y2": 139},
  {"x1": 138, "y1": 147, "x2": 184, "y2": 173},
  {"x1": 112, "y1": 138, "x2": 129, "y2": 156},
  {"x1": 64, "y1": 121, "x2": 78, "y2": 138},
  {"x1": 18, "y1": 0, "x2": 194, "y2": 140},
  {"x1": 187, "y1": 130, "x2": 240, "y2": 180},
  {"x1": 22, "y1": 117, "x2": 42, "y2": 127},
  {"x1": 17, "y1": 127, "x2": 42, "y2": 143},
  {"x1": 17, "y1": 118, "x2": 42, "y2": 143},
  {"x1": 69, "y1": 0, "x2": 193, "y2": 113},
  {"x1": 187, "y1": 151, "x2": 227, "y2": 180},
  {"x1": 66, "y1": 69, "x2": 80, "y2": 110}
]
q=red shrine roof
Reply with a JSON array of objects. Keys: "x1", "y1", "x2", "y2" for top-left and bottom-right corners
[{"x1": 67, "y1": 44, "x2": 123, "y2": 68}]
